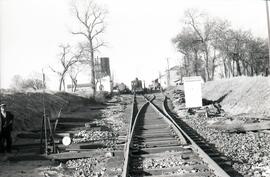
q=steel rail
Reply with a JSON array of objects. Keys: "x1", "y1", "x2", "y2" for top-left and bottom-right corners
[
  {"x1": 123, "y1": 94, "x2": 230, "y2": 177},
  {"x1": 123, "y1": 94, "x2": 187, "y2": 177},
  {"x1": 122, "y1": 95, "x2": 151, "y2": 177},
  {"x1": 160, "y1": 96, "x2": 231, "y2": 177},
  {"x1": 144, "y1": 95, "x2": 188, "y2": 145},
  {"x1": 129, "y1": 94, "x2": 137, "y2": 134}
]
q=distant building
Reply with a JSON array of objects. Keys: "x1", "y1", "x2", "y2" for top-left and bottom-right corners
[
  {"x1": 158, "y1": 65, "x2": 183, "y2": 88},
  {"x1": 96, "y1": 75, "x2": 112, "y2": 92},
  {"x1": 149, "y1": 79, "x2": 161, "y2": 90},
  {"x1": 174, "y1": 78, "x2": 183, "y2": 86},
  {"x1": 95, "y1": 57, "x2": 112, "y2": 92},
  {"x1": 67, "y1": 57, "x2": 112, "y2": 93}
]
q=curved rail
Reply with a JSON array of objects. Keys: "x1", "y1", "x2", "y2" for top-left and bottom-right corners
[
  {"x1": 144, "y1": 95, "x2": 188, "y2": 145},
  {"x1": 123, "y1": 94, "x2": 231, "y2": 177},
  {"x1": 161, "y1": 96, "x2": 231, "y2": 177},
  {"x1": 122, "y1": 94, "x2": 150, "y2": 177}
]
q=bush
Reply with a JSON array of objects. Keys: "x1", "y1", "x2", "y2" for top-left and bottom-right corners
[{"x1": 10, "y1": 75, "x2": 46, "y2": 91}]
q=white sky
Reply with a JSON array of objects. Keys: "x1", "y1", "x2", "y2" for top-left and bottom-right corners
[{"x1": 0, "y1": 0, "x2": 268, "y2": 90}]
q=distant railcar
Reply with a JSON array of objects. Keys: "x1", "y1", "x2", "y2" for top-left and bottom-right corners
[
  {"x1": 131, "y1": 78, "x2": 144, "y2": 94},
  {"x1": 118, "y1": 83, "x2": 130, "y2": 94}
]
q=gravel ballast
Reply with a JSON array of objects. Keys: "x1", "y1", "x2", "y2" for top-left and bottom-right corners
[{"x1": 168, "y1": 87, "x2": 270, "y2": 177}]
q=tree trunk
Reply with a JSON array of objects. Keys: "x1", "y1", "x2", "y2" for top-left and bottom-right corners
[
  {"x1": 211, "y1": 49, "x2": 217, "y2": 80},
  {"x1": 194, "y1": 50, "x2": 199, "y2": 76},
  {"x1": 226, "y1": 60, "x2": 232, "y2": 77},
  {"x1": 89, "y1": 40, "x2": 96, "y2": 98},
  {"x1": 232, "y1": 60, "x2": 235, "y2": 77},
  {"x1": 63, "y1": 79, "x2": 66, "y2": 91},
  {"x1": 204, "y1": 63, "x2": 209, "y2": 81},
  {"x1": 204, "y1": 45, "x2": 210, "y2": 81},
  {"x1": 74, "y1": 80, "x2": 77, "y2": 92},
  {"x1": 242, "y1": 60, "x2": 248, "y2": 76},
  {"x1": 59, "y1": 77, "x2": 63, "y2": 91},
  {"x1": 184, "y1": 55, "x2": 188, "y2": 76},
  {"x1": 236, "y1": 59, "x2": 242, "y2": 76},
  {"x1": 223, "y1": 59, "x2": 228, "y2": 78},
  {"x1": 211, "y1": 62, "x2": 215, "y2": 80},
  {"x1": 250, "y1": 65, "x2": 254, "y2": 76}
]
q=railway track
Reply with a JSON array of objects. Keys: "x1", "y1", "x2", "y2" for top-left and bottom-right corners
[{"x1": 122, "y1": 94, "x2": 238, "y2": 177}]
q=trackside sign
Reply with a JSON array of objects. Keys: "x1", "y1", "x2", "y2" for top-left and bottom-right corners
[{"x1": 183, "y1": 76, "x2": 202, "y2": 108}]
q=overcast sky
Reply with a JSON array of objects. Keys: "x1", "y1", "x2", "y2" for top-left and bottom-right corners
[{"x1": 0, "y1": 0, "x2": 268, "y2": 90}]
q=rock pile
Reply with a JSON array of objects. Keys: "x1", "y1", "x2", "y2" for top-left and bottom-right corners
[
  {"x1": 65, "y1": 156, "x2": 108, "y2": 177},
  {"x1": 172, "y1": 103, "x2": 270, "y2": 176},
  {"x1": 99, "y1": 104, "x2": 126, "y2": 133},
  {"x1": 72, "y1": 130, "x2": 116, "y2": 147},
  {"x1": 166, "y1": 84, "x2": 270, "y2": 176},
  {"x1": 72, "y1": 100, "x2": 127, "y2": 145}
]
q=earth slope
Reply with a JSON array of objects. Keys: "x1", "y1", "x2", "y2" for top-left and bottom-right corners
[{"x1": 202, "y1": 76, "x2": 270, "y2": 117}]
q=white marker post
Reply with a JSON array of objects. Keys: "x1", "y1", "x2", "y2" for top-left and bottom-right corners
[{"x1": 183, "y1": 76, "x2": 203, "y2": 108}]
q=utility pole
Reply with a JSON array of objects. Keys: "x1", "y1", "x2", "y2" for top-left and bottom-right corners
[
  {"x1": 158, "y1": 71, "x2": 163, "y2": 92},
  {"x1": 265, "y1": 0, "x2": 270, "y2": 76},
  {"x1": 166, "y1": 58, "x2": 170, "y2": 87},
  {"x1": 41, "y1": 69, "x2": 47, "y2": 155}
]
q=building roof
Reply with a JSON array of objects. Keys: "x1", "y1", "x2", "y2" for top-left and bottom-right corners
[
  {"x1": 174, "y1": 79, "x2": 182, "y2": 82},
  {"x1": 164, "y1": 65, "x2": 180, "y2": 72},
  {"x1": 170, "y1": 65, "x2": 180, "y2": 71}
]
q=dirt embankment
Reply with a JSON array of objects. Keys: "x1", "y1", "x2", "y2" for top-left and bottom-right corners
[
  {"x1": 202, "y1": 76, "x2": 270, "y2": 117},
  {"x1": 0, "y1": 90, "x2": 93, "y2": 132}
]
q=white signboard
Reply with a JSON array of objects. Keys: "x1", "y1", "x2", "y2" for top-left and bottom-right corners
[{"x1": 183, "y1": 76, "x2": 202, "y2": 108}]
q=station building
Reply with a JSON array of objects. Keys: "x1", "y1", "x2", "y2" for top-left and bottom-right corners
[
  {"x1": 67, "y1": 57, "x2": 112, "y2": 94},
  {"x1": 158, "y1": 65, "x2": 183, "y2": 89}
]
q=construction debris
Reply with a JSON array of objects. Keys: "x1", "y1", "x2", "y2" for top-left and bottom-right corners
[
  {"x1": 207, "y1": 118, "x2": 270, "y2": 133},
  {"x1": 205, "y1": 103, "x2": 225, "y2": 117}
]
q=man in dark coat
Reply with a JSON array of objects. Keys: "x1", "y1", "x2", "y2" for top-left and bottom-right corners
[{"x1": 0, "y1": 104, "x2": 14, "y2": 153}]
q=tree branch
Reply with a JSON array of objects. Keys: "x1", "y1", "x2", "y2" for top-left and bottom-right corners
[
  {"x1": 49, "y1": 66, "x2": 61, "y2": 76},
  {"x1": 186, "y1": 11, "x2": 204, "y2": 42},
  {"x1": 90, "y1": 11, "x2": 103, "y2": 33},
  {"x1": 91, "y1": 26, "x2": 105, "y2": 40},
  {"x1": 75, "y1": 6, "x2": 90, "y2": 30},
  {"x1": 93, "y1": 41, "x2": 105, "y2": 52},
  {"x1": 71, "y1": 31, "x2": 89, "y2": 40}
]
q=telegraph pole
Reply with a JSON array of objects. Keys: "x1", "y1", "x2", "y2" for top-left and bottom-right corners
[{"x1": 265, "y1": 0, "x2": 270, "y2": 75}]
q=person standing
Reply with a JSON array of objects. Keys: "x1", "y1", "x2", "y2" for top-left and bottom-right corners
[{"x1": 0, "y1": 104, "x2": 14, "y2": 153}]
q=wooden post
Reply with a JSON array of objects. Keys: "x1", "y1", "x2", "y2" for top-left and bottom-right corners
[
  {"x1": 266, "y1": 0, "x2": 270, "y2": 76},
  {"x1": 44, "y1": 115, "x2": 48, "y2": 155},
  {"x1": 42, "y1": 70, "x2": 48, "y2": 155},
  {"x1": 40, "y1": 116, "x2": 44, "y2": 154},
  {"x1": 46, "y1": 116, "x2": 56, "y2": 153}
]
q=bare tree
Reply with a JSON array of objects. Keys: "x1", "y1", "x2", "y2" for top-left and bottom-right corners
[
  {"x1": 246, "y1": 38, "x2": 268, "y2": 76},
  {"x1": 22, "y1": 79, "x2": 45, "y2": 90},
  {"x1": 183, "y1": 9, "x2": 211, "y2": 80},
  {"x1": 10, "y1": 75, "x2": 24, "y2": 90},
  {"x1": 50, "y1": 44, "x2": 83, "y2": 91},
  {"x1": 174, "y1": 9, "x2": 268, "y2": 80},
  {"x1": 173, "y1": 9, "x2": 232, "y2": 81},
  {"x1": 10, "y1": 74, "x2": 46, "y2": 91},
  {"x1": 172, "y1": 28, "x2": 204, "y2": 78},
  {"x1": 216, "y1": 29, "x2": 251, "y2": 77},
  {"x1": 71, "y1": 0, "x2": 107, "y2": 97},
  {"x1": 68, "y1": 63, "x2": 85, "y2": 92},
  {"x1": 183, "y1": 9, "x2": 228, "y2": 81}
]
